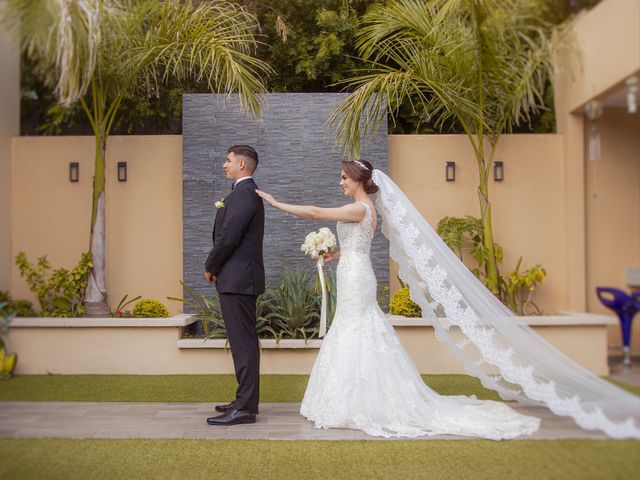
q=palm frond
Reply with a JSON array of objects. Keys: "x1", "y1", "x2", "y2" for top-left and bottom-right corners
[
  {"x1": 1, "y1": 0, "x2": 271, "y2": 116},
  {"x1": 328, "y1": 0, "x2": 562, "y2": 156},
  {"x1": 116, "y1": 0, "x2": 271, "y2": 117},
  {"x1": 1, "y1": 0, "x2": 101, "y2": 106}
]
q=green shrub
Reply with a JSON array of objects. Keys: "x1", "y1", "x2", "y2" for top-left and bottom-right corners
[
  {"x1": 500, "y1": 259, "x2": 547, "y2": 316},
  {"x1": 0, "y1": 302, "x2": 18, "y2": 378},
  {"x1": 133, "y1": 299, "x2": 169, "y2": 318},
  {"x1": 436, "y1": 216, "x2": 547, "y2": 315},
  {"x1": 0, "y1": 291, "x2": 36, "y2": 317},
  {"x1": 0, "y1": 302, "x2": 10, "y2": 338},
  {"x1": 389, "y1": 287, "x2": 422, "y2": 318},
  {"x1": 14, "y1": 252, "x2": 92, "y2": 317}
]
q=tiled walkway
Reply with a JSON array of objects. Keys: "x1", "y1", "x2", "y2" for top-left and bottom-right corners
[
  {"x1": 609, "y1": 363, "x2": 640, "y2": 388},
  {"x1": 0, "y1": 401, "x2": 623, "y2": 441},
  {"x1": 0, "y1": 366, "x2": 636, "y2": 442}
]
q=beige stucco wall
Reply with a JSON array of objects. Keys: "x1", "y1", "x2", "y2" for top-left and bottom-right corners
[
  {"x1": 555, "y1": 0, "x2": 640, "y2": 121},
  {"x1": 388, "y1": 134, "x2": 567, "y2": 314},
  {"x1": 553, "y1": 0, "x2": 640, "y2": 350},
  {"x1": 10, "y1": 134, "x2": 569, "y2": 317},
  {"x1": 0, "y1": 29, "x2": 20, "y2": 291},
  {"x1": 9, "y1": 128, "x2": 637, "y2": 352},
  {"x1": 585, "y1": 109, "x2": 640, "y2": 347},
  {"x1": 554, "y1": 0, "x2": 640, "y2": 313},
  {"x1": 11, "y1": 135, "x2": 184, "y2": 314}
]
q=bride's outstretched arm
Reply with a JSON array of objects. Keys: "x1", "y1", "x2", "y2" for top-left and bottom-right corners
[{"x1": 256, "y1": 189, "x2": 365, "y2": 223}]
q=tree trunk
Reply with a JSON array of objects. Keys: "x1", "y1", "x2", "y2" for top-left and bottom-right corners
[
  {"x1": 84, "y1": 131, "x2": 109, "y2": 317},
  {"x1": 476, "y1": 146, "x2": 500, "y2": 295}
]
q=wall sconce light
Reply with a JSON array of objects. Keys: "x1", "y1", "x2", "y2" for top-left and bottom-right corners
[
  {"x1": 69, "y1": 162, "x2": 79, "y2": 182},
  {"x1": 626, "y1": 76, "x2": 638, "y2": 114},
  {"x1": 493, "y1": 161, "x2": 504, "y2": 182},
  {"x1": 585, "y1": 100, "x2": 604, "y2": 161},
  {"x1": 117, "y1": 162, "x2": 127, "y2": 182},
  {"x1": 445, "y1": 161, "x2": 455, "y2": 182}
]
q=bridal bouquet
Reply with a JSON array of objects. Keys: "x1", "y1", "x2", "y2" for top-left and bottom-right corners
[
  {"x1": 301, "y1": 227, "x2": 336, "y2": 338},
  {"x1": 301, "y1": 227, "x2": 336, "y2": 259}
]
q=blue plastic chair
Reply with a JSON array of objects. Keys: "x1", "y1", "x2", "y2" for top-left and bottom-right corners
[{"x1": 596, "y1": 287, "x2": 640, "y2": 368}]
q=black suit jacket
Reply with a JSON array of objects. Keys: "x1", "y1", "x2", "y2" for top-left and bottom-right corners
[{"x1": 205, "y1": 178, "x2": 265, "y2": 295}]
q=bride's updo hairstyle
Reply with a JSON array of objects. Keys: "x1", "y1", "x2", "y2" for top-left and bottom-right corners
[{"x1": 341, "y1": 160, "x2": 379, "y2": 194}]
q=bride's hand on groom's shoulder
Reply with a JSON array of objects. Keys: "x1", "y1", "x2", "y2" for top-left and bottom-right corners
[{"x1": 255, "y1": 189, "x2": 277, "y2": 207}]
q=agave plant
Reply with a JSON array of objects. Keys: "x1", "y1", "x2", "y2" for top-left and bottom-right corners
[
  {"x1": 255, "y1": 290, "x2": 279, "y2": 340},
  {"x1": 169, "y1": 281, "x2": 280, "y2": 341},
  {"x1": 171, "y1": 269, "x2": 340, "y2": 342},
  {"x1": 267, "y1": 268, "x2": 320, "y2": 341},
  {"x1": 168, "y1": 281, "x2": 225, "y2": 339}
]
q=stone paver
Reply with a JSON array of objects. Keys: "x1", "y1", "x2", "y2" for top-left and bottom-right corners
[
  {"x1": 0, "y1": 401, "x2": 622, "y2": 441},
  {"x1": 609, "y1": 363, "x2": 640, "y2": 388}
]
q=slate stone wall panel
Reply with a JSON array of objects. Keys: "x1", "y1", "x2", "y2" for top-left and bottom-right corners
[{"x1": 183, "y1": 93, "x2": 388, "y2": 304}]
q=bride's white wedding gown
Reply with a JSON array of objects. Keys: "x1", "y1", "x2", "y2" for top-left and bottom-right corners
[{"x1": 300, "y1": 202, "x2": 540, "y2": 439}]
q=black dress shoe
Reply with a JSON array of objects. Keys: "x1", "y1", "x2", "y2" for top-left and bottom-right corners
[
  {"x1": 207, "y1": 409, "x2": 256, "y2": 426},
  {"x1": 215, "y1": 402, "x2": 234, "y2": 413}
]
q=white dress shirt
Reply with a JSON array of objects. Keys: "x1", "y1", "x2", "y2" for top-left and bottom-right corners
[{"x1": 233, "y1": 176, "x2": 253, "y2": 189}]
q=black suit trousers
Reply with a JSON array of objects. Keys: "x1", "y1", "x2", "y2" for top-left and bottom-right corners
[{"x1": 218, "y1": 292, "x2": 260, "y2": 413}]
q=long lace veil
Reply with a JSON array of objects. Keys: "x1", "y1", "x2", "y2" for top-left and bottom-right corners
[{"x1": 371, "y1": 169, "x2": 640, "y2": 439}]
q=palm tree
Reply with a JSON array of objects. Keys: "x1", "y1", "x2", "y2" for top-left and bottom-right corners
[
  {"x1": 1, "y1": 0, "x2": 271, "y2": 315},
  {"x1": 329, "y1": 0, "x2": 561, "y2": 294}
]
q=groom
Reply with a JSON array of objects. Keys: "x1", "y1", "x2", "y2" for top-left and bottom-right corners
[{"x1": 204, "y1": 145, "x2": 265, "y2": 426}]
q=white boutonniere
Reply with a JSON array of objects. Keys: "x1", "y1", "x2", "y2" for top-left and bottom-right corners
[{"x1": 215, "y1": 197, "x2": 225, "y2": 209}]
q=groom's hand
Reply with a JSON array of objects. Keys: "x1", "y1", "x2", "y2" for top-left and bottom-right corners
[{"x1": 204, "y1": 271, "x2": 216, "y2": 284}]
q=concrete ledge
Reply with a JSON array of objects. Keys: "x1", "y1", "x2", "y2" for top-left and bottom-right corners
[
  {"x1": 8, "y1": 314, "x2": 197, "y2": 328},
  {"x1": 388, "y1": 313, "x2": 617, "y2": 327},
  {"x1": 177, "y1": 314, "x2": 617, "y2": 350},
  {"x1": 9, "y1": 313, "x2": 615, "y2": 329},
  {"x1": 178, "y1": 338, "x2": 324, "y2": 349}
]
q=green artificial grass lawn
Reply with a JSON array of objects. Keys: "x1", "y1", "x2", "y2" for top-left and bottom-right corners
[
  {"x1": 1, "y1": 377, "x2": 639, "y2": 479},
  {"x1": 0, "y1": 374, "x2": 638, "y2": 402},
  {"x1": 0, "y1": 438, "x2": 638, "y2": 480}
]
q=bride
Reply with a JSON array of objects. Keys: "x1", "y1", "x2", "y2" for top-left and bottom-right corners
[{"x1": 256, "y1": 160, "x2": 640, "y2": 440}]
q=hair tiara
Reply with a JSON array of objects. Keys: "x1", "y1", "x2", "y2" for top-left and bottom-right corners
[{"x1": 353, "y1": 160, "x2": 371, "y2": 171}]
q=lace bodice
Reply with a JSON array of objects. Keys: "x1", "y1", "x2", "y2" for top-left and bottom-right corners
[{"x1": 336, "y1": 202, "x2": 373, "y2": 255}]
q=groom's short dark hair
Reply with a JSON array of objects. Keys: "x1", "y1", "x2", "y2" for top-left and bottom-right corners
[{"x1": 228, "y1": 145, "x2": 259, "y2": 173}]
